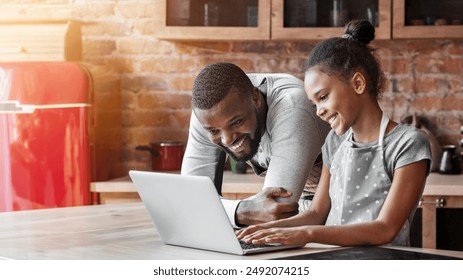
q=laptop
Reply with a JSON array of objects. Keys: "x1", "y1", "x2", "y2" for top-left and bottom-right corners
[{"x1": 128, "y1": 170, "x2": 303, "y2": 255}]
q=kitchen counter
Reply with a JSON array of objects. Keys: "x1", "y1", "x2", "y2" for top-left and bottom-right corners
[
  {"x1": 418, "y1": 173, "x2": 463, "y2": 249},
  {"x1": 91, "y1": 172, "x2": 463, "y2": 249},
  {"x1": 0, "y1": 202, "x2": 462, "y2": 260},
  {"x1": 90, "y1": 170, "x2": 265, "y2": 203},
  {"x1": 421, "y1": 173, "x2": 463, "y2": 195},
  {"x1": 91, "y1": 172, "x2": 463, "y2": 199}
]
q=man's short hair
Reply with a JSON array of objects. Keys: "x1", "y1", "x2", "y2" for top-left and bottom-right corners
[{"x1": 192, "y1": 62, "x2": 253, "y2": 110}]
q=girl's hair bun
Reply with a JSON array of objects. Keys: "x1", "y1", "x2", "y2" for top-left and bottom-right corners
[{"x1": 343, "y1": 19, "x2": 375, "y2": 45}]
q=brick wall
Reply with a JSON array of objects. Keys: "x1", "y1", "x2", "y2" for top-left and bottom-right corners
[{"x1": 1, "y1": 0, "x2": 462, "y2": 177}]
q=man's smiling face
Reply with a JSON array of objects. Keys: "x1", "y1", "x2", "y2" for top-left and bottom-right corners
[{"x1": 195, "y1": 87, "x2": 264, "y2": 161}]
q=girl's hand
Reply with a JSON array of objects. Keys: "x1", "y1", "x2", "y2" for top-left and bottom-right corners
[
  {"x1": 239, "y1": 226, "x2": 309, "y2": 246},
  {"x1": 236, "y1": 224, "x2": 271, "y2": 240}
]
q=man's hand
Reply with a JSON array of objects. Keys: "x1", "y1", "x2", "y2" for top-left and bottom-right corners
[{"x1": 235, "y1": 187, "x2": 298, "y2": 226}]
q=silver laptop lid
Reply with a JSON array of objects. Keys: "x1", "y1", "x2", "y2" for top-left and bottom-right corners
[{"x1": 129, "y1": 170, "x2": 244, "y2": 255}]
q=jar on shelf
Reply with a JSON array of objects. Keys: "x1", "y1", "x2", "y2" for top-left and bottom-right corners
[
  {"x1": 439, "y1": 145, "x2": 461, "y2": 175},
  {"x1": 329, "y1": 0, "x2": 348, "y2": 27},
  {"x1": 204, "y1": 0, "x2": 220, "y2": 26}
]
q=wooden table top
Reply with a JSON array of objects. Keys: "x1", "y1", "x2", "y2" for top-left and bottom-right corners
[
  {"x1": 1, "y1": 202, "x2": 462, "y2": 260},
  {"x1": 0, "y1": 202, "x2": 328, "y2": 260}
]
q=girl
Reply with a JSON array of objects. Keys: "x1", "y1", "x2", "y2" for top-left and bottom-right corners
[{"x1": 237, "y1": 20, "x2": 431, "y2": 247}]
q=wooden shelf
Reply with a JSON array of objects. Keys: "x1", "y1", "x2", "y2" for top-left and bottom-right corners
[
  {"x1": 153, "y1": 0, "x2": 270, "y2": 41},
  {"x1": 392, "y1": 0, "x2": 463, "y2": 39},
  {"x1": 153, "y1": 1, "x2": 463, "y2": 41},
  {"x1": 271, "y1": 0, "x2": 392, "y2": 40}
]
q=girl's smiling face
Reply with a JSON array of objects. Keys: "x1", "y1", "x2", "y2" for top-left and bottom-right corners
[{"x1": 304, "y1": 67, "x2": 361, "y2": 136}]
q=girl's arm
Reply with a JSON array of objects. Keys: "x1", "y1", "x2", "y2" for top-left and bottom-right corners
[
  {"x1": 236, "y1": 165, "x2": 332, "y2": 239},
  {"x1": 241, "y1": 160, "x2": 428, "y2": 246}
]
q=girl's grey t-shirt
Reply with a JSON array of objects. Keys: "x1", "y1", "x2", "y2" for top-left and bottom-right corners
[
  {"x1": 322, "y1": 123, "x2": 431, "y2": 245},
  {"x1": 322, "y1": 123, "x2": 432, "y2": 178}
]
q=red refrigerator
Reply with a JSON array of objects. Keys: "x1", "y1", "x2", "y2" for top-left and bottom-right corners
[{"x1": 0, "y1": 62, "x2": 93, "y2": 212}]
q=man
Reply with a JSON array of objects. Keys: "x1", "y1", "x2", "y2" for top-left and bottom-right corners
[{"x1": 181, "y1": 62, "x2": 330, "y2": 228}]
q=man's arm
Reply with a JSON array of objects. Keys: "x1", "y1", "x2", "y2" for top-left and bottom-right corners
[
  {"x1": 248, "y1": 73, "x2": 329, "y2": 204},
  {"x1": 232, "y1": 108, "x2": 326, "y2": 226},
  {"x1": 233, "y1": 74, "x2": 329, "y2": 226},
  {"x1": 263, "y1": 107, "x2": 328, "y2": 203}
]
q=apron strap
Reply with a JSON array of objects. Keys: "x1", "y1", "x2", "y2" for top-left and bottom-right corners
[
  {"x1": 378, "y1": 114, "x2": 389, "y2": 147},
  {"x1": 346, "y1": 113, "x2": 389, "y2": 147},
  {"x1": 379, "y1": 113, "x2": 393, "y2": 181}
]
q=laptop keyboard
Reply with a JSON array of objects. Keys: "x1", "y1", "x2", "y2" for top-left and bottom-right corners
[{"x1": 239, "y1": 240, "x2": 276, "y2": 250}]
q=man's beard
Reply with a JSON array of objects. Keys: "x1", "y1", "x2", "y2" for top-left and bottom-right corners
[
  {"x1": 223, "y1": 134, "x2": 261, "y2": 162},
  {"x1": 220, "y1": 118, "x2": 264, "y2": 162}
]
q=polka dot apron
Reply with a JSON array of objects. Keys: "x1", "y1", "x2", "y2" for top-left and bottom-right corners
[{"x1": 325, "y1": 114, "x2": 409, "y2": 246}]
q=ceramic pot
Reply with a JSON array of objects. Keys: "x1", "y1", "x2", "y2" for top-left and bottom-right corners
[{"x1": 136, "y1": 141, "x2": 185, "y2": 171}]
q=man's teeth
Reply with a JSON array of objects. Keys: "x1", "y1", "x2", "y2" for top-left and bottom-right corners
[{"x1": 230, "y1": 137, "x2": 246, "y2": 150}]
